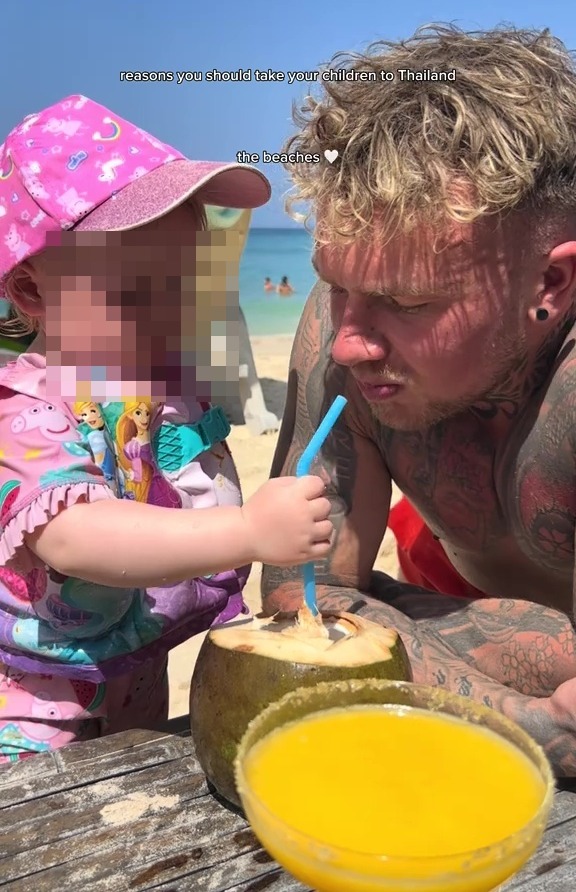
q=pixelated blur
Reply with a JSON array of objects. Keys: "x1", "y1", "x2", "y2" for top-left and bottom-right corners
[{"x1": 40, "y1": 204, "x2": 242, "y2": 404}]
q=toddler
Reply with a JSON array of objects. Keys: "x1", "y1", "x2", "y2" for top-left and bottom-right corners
[{"x1": 0, "y1": 95, "x2": 332, "y2": 761}]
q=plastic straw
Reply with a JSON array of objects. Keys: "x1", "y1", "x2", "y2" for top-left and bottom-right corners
[{"x1": 296, "y1": 395, "x2": 347, "y2": 615}]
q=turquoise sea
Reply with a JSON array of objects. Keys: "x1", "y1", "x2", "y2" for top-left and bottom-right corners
[{"x1": 239, "y1": 228, "x2": 315, "y2": 336}]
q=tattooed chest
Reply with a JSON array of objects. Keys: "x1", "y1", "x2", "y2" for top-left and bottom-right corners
[
  {"x1": 383, "y1": 424, "x2": 505, "y2": 550},
  {"x1": 380, "y1": 419, "x2": 576, "y2": 570}
]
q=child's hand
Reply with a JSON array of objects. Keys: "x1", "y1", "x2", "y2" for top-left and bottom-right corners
[{"x1": 242, "y1": 476, "x2": 333, "y2": 566}]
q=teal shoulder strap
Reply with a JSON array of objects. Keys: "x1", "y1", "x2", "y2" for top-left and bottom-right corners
[{"x1": 153, "y1": 406, "x2": 231, "y2": 472}]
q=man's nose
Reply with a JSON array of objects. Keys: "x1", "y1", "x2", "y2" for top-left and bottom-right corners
[{"x1": 331, "y1": 298, "x2": 390, "y2": 368}]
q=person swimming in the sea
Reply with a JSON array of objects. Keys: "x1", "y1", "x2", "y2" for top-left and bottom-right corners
[
  {"x1": 277, "y1": 276, "x2": 294, "y2": 296},
  {"x1": 263, "y1": 277, "x2": 275, "y2": 293}
]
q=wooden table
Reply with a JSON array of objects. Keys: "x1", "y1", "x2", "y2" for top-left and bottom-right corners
[{"x1": 0, "y1": 716, "x2": 575, "y2": 891}]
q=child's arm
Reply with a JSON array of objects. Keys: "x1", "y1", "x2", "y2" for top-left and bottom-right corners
[
  {"x1": 26, "y1": 474, "x2": 332, "y2": 588},
  {"x1": 26, "y1": 498, "x2": 250, "y2": 586}
]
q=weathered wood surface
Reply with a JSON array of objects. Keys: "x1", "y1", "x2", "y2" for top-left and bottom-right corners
[{"x1": 0, "y1": 716, "x2": 574, "y2": 890}]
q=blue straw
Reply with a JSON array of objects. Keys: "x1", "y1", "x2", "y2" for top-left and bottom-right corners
[{"x1": 296, "y1": 395, "x2": 348, "y2": 615}]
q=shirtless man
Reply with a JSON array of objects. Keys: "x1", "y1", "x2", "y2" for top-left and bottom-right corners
[{"x1": 261, "y1": 25, "x2": 576, "y2": 775}]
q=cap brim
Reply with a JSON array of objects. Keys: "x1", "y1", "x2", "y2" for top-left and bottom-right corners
[{"x1": 75, "y1": 159, "x2": 271, "y2": 232}]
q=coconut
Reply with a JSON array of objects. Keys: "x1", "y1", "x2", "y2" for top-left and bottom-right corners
[{"x1": 190, "y1": 607, "x2": 412, "y2": 807}]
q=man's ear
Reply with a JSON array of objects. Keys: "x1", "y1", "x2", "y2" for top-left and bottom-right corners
[
  {"x1": 4, "y1": 261, "x2": 44, "y2": 319},
  {"x1": 531, "y1": 241, "x2": 576, "y2": 325}
]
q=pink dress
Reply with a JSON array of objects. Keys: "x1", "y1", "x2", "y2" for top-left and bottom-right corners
[
  {"x1": 0, "y1": 352, "x2": 250, "y2": 761},
  {"x1": 123, "y1": 439, "x2": 181, "y2": 508}
]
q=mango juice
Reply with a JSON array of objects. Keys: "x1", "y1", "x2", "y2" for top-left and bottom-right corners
[{"x1": 241, "y1": 705, "x2": 548, "y2": 891}]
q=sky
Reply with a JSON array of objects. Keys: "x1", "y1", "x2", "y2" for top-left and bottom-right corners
[{"x1": 1, "y1": 0, "x2": 574, "y2": 228}]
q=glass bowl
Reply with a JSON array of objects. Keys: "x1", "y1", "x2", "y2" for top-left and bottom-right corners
[{"x1": 234, "y1": 679, "x2": 554, "y2": 892}]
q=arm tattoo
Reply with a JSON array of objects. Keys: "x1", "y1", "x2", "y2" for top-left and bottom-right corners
[
  {"x1": 368, "y1": 571, "x2": 576, "y2": 696},
  {"x1": 262, "y1": 281, "x2": 358, "y2": 606},
  {"x1": 319, "y1": 583, "x2": 576, "y2": 776},
  {"x1": 513, "y1": 355, "x2": 576, "y2": 573}
]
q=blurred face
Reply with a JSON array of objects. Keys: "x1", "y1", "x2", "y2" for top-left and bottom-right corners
[
  {"x1": 30, "y1": 202, "x2": 241, "y2": 403},
  {"x1": 315, "y1": 219, "x2": 532, "y2": 430}
]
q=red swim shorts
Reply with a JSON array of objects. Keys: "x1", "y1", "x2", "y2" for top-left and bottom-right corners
[{"x1": 387, "y1": 497, "x2": 487, "y2": 599}]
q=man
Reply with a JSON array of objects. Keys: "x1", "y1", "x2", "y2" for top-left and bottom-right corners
[{"x1": 261, "y1": 24, "x2": 576, "y2": 775}]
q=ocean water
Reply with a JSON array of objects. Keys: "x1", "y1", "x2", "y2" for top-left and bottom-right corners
[{"x1": 239, "y1": 228, "x2": 315, "y2": 336}]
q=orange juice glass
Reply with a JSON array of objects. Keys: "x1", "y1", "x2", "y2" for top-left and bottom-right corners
[{"x1": 235, "y1": 679, "x2": 554, "y2": 892}]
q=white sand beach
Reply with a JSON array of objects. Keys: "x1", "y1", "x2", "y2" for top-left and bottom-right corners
[{"x1": 167, "y1": 334, "x2": 402, "y2": 718}]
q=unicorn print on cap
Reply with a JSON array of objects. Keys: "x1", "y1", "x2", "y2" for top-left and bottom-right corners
[{"x1": 97, "y1": 154, "x2": 125, "y2": 182}]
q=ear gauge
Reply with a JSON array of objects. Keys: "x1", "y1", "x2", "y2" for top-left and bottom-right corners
[{"x1": 536, "y1": 308, "x2": 549, "y2": 321}]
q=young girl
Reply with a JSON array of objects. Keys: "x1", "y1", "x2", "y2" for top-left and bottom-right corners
[{"x1": 0, "y1": 95, "x2": 332, "y2": 761}]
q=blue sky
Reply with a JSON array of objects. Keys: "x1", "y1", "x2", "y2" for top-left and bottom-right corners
[{"x1": 1, "y1": 0, "x2": 574, "y2": 227}]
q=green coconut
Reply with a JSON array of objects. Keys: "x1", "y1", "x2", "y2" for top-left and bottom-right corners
[{"x1": 190, "y1": 607, "x2": 412, "y2": 807}]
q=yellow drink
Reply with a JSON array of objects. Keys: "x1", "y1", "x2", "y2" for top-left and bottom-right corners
[{"x1": 235, "y1": 680, "x2": 553, "y2": 892}]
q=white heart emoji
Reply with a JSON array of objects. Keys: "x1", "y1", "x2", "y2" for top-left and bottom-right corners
[{"x1": 324, "y1": 149, "x2": 339, "y2": 164}]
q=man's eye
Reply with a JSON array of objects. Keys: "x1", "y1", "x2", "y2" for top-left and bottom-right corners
[
  {"x1": 395, "y1": 302, "x2": 429, "y2": 314},
  {"x1": 386, "y1": 297, "x2": 430, "y2": 314}
]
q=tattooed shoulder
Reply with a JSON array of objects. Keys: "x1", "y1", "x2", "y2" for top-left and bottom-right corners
[{"x1": 511, "y1": 335, "x2": 576, "y2": 572}]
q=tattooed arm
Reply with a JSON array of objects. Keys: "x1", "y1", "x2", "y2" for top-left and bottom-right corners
[
  {"x1": 261, "y1": 281, "x2": 576, "y2": 775},
  {"x1": 262, "y1": 280, "x2": 391, "y2": 614},
  {"x1": 323, "y1": 586, "x2": 576, "y2": 776}
]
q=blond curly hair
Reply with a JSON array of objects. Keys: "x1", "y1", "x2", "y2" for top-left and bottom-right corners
[{"x1": 283, "y1": 24, "x2": 576, "y2": 243}]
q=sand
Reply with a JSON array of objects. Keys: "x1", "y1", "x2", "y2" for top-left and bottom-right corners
[{"x1": 167, "y1": 334, "x2": 401, "y2": 717}]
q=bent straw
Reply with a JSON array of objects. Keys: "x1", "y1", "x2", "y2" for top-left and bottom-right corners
[{"x1": 296, "y1": 395, "x2": 348, "y2": 616}]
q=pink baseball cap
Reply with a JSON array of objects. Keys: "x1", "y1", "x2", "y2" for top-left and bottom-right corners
[{"x1": 0, "y1": 94, "x2": 270, "y2": 295}]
